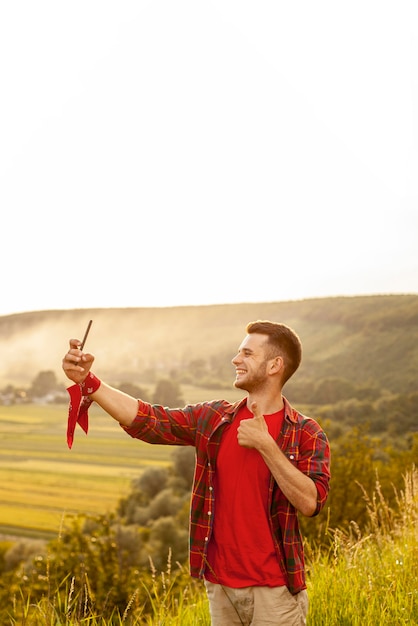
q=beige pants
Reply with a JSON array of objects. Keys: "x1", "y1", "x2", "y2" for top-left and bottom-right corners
[{"x1": 204, "y1": 581, "x2": 308, "y2": 626}]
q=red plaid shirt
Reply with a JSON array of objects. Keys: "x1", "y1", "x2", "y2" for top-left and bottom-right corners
[{"x1": 122, "y1": 396, "x2": 331, "y2": 595}]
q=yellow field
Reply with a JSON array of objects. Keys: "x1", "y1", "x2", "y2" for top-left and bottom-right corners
[
  {"x1": 0, "y1": 403, "x2": 174, "y2": 538},
  {"x1": 0, "y1": 386, "x2": 245, "y2": 538}
]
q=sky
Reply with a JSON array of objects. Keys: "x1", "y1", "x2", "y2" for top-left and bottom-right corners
[{"x1": 1, "y1": 1, "x2": 417, "y2": 317}]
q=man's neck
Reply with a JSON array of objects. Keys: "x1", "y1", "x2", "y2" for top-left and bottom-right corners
[{"x1": 246, "y1": 391, "x2": 284, "y2": 416}]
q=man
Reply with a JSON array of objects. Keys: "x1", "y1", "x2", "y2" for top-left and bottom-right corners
[{"x1": 62, "y1": 320, "x2": 331, "y2": 625}]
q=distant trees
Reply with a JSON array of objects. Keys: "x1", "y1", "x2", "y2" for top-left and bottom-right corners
[
  {"x1": 0, "y1": 370, "x2": 62, "y2": 405},
  {"x1": 152, "y1": 379, "x2": 184, "y2": 407},
  {"x1": 0, "y1": 373, "x2": 184, "y2": 407},
  {"x1": 1, "y1": 364, "x2": 417, "y2": 450},
  {"x1": 116, "y1": 446, "x2": 194, "y2": 570},
  {"x1": 29, "y1": 370, "x2": 60, "y2": 398},
  {"x1": 310, "y1": 377, "x2": 356, "y2": 404},
  {"x1": 118, "y1": 381, "x2": 149, "y2": 399}
]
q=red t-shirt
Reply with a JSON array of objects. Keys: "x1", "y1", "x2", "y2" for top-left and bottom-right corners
[{"x1": 205, "y1": 404, "x2": 287, "y2": 587}]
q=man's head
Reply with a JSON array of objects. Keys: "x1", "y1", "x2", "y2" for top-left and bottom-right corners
[{"x1": 245, "y1": 320, "x2": 302, "y2": 386}]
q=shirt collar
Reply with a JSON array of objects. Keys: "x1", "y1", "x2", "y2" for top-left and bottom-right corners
[
  {"x1": 225, "y1": 396, "x2": 298, "y2": 423},
  {"x1": 283, "y1": 396, "x2": 298, "y2": 423}
]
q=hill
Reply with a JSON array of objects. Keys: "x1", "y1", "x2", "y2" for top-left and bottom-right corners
[{"x1": 0, "y1": 294, "x2": 417, "y2": 395}]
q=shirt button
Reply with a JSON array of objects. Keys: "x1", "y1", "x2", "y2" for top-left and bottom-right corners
[
  {"x1": 208, "y1": 511, "x2": 212, "y2": 516},
  {"x1": 289, "y1": 455, "x2": 295, "y2": 460},
  {"x1": 205, "y1": 537, "x2": 209, "y2": 542},
  {"x1": 209, "y1": 486, "x2": 213, "y2": 491}
]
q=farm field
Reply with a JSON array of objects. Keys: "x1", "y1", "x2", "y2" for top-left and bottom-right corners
[
  {"x1": 0, "y1": 403, "x2": 172, "y2": 539},
  {"x1": 0, "y1": 385, "x2": 244, "y2": 540}
]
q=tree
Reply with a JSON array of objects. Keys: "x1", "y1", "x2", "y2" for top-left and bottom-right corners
[
  {"x1": 170, "y1": 446, "x2": 195, "y2": 491},
  {"x1": 152, "y1": 379, "x2": 184, "y2": 407},
  {"x1": 137, "y1": 466, "x2": 169, "y2": 499},
  {"x1": 312, "y1": 377, "x2": 356, "y2": 404},
  {"x1": 29, "y1": 370, "x2": 59, "y2": 399},
  {"x1": 118, "y1": 381, "x2": 149, "y2": 400},
  {"x1": 147, "y1": 516, "x2": 189, "y2": 569}
]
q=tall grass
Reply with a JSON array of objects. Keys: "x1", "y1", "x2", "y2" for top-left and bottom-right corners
[
  {"x1": 7, "y1": 552, "x2": 210, "y2": 626},
  {"x1": 307, "y1": 467, "x2": 418, "y2": 625},
  {"x1": 5, "y1": 469, "x2": 417, "y2": 625}
]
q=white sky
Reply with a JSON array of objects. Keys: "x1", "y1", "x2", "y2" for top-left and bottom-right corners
[{"x1": 1, "y1": 1, "x2": 417, "y2": 317}]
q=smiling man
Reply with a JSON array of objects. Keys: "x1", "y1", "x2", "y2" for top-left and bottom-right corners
[{"x1": 62, "y1": 320, "x2": 331, "y2": 626}]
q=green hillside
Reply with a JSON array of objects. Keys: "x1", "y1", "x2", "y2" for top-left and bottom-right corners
[{"x1": 0, "y1": 295, "x2": 417, "y2": 395}]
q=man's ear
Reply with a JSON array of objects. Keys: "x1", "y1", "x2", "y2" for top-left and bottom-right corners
[{"x1": 269, "y1": 356, "x2": 284, "y2": 375}]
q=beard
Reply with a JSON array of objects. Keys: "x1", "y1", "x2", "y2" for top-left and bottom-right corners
[{"x1": 233, "y1": 361, "x2": 269, "y2": 393}]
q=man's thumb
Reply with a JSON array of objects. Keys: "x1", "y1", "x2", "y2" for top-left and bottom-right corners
[{"x1": 250, "y1": 401, "x2": 261, "y2": 418}]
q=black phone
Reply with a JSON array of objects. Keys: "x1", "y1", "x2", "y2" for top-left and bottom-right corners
[{"x1": 80, "y1": 320, "x2": 93, "y2": 351}]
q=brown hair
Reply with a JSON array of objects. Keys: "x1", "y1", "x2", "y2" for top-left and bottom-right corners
[{"x1": 246, "y1": 320, "x2": 302, "y2": 384}]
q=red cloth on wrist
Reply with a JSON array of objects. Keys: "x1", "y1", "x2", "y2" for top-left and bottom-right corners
[{"x1": 66, "y1": 372, "x2": 101, "y2": 449}]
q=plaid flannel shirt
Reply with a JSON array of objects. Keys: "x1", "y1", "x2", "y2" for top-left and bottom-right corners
[{"x1": 122, "y1": 395, "x2": 331, "y2": 595}]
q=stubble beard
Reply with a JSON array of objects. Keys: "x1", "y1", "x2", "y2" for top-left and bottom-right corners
[{"x1": 233, "y1": 362, "x2": 269, "y2": 393}]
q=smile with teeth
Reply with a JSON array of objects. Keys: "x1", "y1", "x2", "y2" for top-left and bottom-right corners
[{"x1": 236, "y1": 369, "x2": 246, "y2": 376}]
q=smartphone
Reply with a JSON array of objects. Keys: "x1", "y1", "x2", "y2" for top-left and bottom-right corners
[{"x1": 80, "y1": 320, "x2": 93, "y2": 351}]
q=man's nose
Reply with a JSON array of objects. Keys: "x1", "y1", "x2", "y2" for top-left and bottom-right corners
[{"x1": 231, "y1": 353, "x2": 240, "y2": 366}]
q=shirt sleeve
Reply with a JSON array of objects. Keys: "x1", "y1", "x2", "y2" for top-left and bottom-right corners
[
  {"x1": 121, "y1": 399, "x2": 199, "y2": 446},
  {"x1": 298, "y1": 420, "x2": 331, "y2": 516}
]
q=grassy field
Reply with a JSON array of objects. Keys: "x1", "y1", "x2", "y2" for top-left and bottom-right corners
[
  {"x1": 0, "y1": 403, "x2": 173, "y2": 538},
  {"x1": 6, "y1": 470, "x2": 418, "y2": 624},
  {"x1": 2, "y1": 393, "x2": 418, "y2": 624},
  {"x1": 0, "y1": 386, "x2": 244, "y2": 539}
]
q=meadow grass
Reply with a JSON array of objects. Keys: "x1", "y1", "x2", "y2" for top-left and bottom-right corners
[
  {"x1": 5, "y1": 469, "x2": 417, "y2": 625},
  {"x1": 2, "y1": 402, "x2": 417, "y2": 624},
  {"x1": 7, "y1": 553, "x2": 211, "y2": 625},
  {"x1": 307, "y1": 469, "x2": 418, "y2": 625}
]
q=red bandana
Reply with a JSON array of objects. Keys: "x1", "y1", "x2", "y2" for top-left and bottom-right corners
[{"x1": 66, "y1": 372, "x2": 101, "y2": 448}]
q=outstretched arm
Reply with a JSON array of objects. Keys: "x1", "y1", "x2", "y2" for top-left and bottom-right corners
[
  {"x1": 237, "y1": 401, "x2": 318, "y2": 517},
  {"x1": 62, "y1": 339, "x2": 137, "y2": 427}
]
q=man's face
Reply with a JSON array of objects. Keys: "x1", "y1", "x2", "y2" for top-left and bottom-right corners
[{"x1": 231, "y1": 333, "x2": 272, "y2": 393}]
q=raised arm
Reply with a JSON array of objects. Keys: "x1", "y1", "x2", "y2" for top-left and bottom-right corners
[{"x1": 62, "y1": 339, "x2": 137, "y2": 427}]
